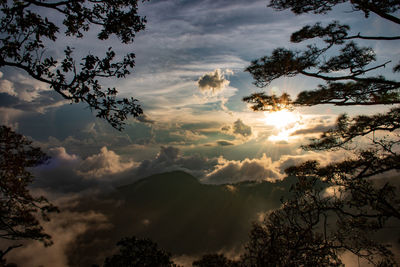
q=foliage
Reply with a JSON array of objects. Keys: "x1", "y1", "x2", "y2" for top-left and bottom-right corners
[
  {"x1": 0, "y1": 126, "x2": 58, "y2": 260},
  {"x1": 0, "y1": 0, "x2": 148, "y2": 130},
  {"x1": 243, "y1": 0, "x2": 400, "y2": 265},
  {"x1": 193, "y1": 254, "x2": 240, "y2": 267},
  {"x1": 102, "y1": 236, "x2": 176, "y2": 267},
  {"x1": 244, "y1": 1, "x2": 400, "y2": 110}
]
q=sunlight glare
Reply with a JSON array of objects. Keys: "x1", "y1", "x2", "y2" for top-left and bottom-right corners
[
  {"x1": 263, "y1": 110, "x2": 302, "y2": 142},
  {"x1": 264, "y1": 110, "x2": 299, "y2": 129}
]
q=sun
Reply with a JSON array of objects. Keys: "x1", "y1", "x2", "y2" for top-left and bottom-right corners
[
  {"x1": 263, "y1": 110, "x2": 300, "y2": 129},
  {"x1": 263, "y1": 110, "x2": 302, "y2": 141}
]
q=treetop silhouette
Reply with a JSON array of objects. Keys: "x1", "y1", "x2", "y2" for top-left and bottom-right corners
[
  {"x1": 0, "y1": 0, "x2": 148, "y2": 130},
  {"x1": 0, "y1": 126, "x2": 58, "y2": 261},
  {"x1": 243, "y1": 0, "x2": 400, "y2": 265}
]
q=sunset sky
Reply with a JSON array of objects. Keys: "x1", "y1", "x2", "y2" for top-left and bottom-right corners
[
  {"x1": 1, "y1": 1, "x2": 399, "y2": 265},
  {"x1": 2, "y1": 0, "x2": 398, "y2": 189}
]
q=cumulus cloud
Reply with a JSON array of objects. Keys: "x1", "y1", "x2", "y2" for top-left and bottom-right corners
[
  {"x1": 0, "y1": 79, "x2": 16, "y2": 96},
  {"x1": 33, "y1": 144, "x2": 349, "y2": 195},
  {"x1": 48, "y1": 147, "x2": 79, "y2": 162},
  {"x1": 203, "y1": 154, "x2": 282, "y2": 184},
  {"x1": 77, "y1": 147, "x2": 136, "y2": 179},
  {"x1": 33, "y1": 146, "x2": 138, "y2": 194},
  {"x1": 233, "y1": 119, "x2": 252, "y2": 137},
  {"x1": 134, "y1": 146, "x2": 218, "y2": 179},
  {"x1": 197, "y1": 69, "x2": 230, "y2": 94},
  {"x1": 0, "y1": 86, "x2": 68, "y2": 122},
  {"x1": 0, "y1": 72, "x2": 51, "y2": 102},
  {"x1": 201, "y1": 149, "x2": 350, "y2": 185}
]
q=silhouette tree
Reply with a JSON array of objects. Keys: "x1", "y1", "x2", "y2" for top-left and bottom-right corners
[
  {"x1": 102, "y1": 236, "x2": 177, "y2": 267},
  {"x1": 0, "y1": 0, "x2": 148, "y2": 130},
  {"x1": 243, "y1": 0, "x2": 400, "y2": 265},
  {"x1": 0, "y1": 126, "x2": 58, "y2": 261}
]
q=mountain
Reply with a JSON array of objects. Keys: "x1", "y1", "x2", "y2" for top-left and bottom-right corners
[{"x1": 67, "y1": 171, "x2": 297, "y2": 266}]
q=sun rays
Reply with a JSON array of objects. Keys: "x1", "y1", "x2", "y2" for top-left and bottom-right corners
[{"x1": 263, "y1": 110, "x2": 303, "y2": 142}]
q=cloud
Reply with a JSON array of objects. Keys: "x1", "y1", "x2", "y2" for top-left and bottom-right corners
[
  {"x1": 169, "y1": 130, "x2": 207, "y2": 144},
  {"x1": 0, "y1": 72, "x2": 51, "y2": 102},
  {"x1": 275, "y1": 151, "x2": 346, "y2": 173},
  {"x1": 221, "y1": 125, "x2": 231, "y2": 132},
  {"x1": 5, "y1": 210, "x2": 110, "y2": 267},
  {"x1": 233, "y1": 119, "x2": 252, "y2": 137},
  {"x1": 220, "y1": 119, "x2": 253, "y2": 139},
  {"x1": 48, "y1": 147, "x2": 79, "y2": 162},
  {"x1": 217, "y1": 140, "x2": 235, "y2": 146},
  {"x1": 136, "y1": 113, "x2": 155, "y2": 124},
  {"x1": 0, "y1": 84, "x2": 68, "y2": 123},
  {"x1": 202, "y1": 149, "x2": 350, "y2": 185},
  {"x1": 203, "y1": 154, "x2": 282, "y2": 184},
  {"x1": 225, "y1": 184, "x2": 238, "y2": 193},
  {"x1": 33, "y1": 146, "x2": 138, "y2": 194},
  {"x1": 32, "y1": 144, "x2": 348, "y2": 195},
  {"x1": 134, "y1": 146, "x2": 218, "y2": 179},
  {"x1": 77, "y1": 147, "x2": 136, "y2": 179},
  {"x1": 0, "y1": 79, "x2": 16, "y2": 96},
  {"x1": 0, "y1": 107, "x2": 23, "y2": 129},
  {"x1": 197, "y1": 69, "x2": 230, "y2": 94},
  {"x1": 290, "y1": 124, "x2": 334, "y2": 136}
]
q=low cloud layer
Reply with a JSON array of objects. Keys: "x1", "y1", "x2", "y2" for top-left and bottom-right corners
[
  {"x1": 32, "y1": 144, "x2": 348, "y2": 198},
  {"x1": 6, "y1": 210, "x2": 110, "y2": 267}
]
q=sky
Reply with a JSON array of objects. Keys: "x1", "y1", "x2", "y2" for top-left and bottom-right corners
[{"x1": 1, "y1": 0, "x2": 400, "y2": 266}]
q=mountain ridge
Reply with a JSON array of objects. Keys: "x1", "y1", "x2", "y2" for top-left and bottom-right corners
[{"x1": 67, "y1": 170, "x2": 297, "y2": 266}]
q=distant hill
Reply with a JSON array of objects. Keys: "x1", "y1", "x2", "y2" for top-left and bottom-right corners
[{"x1": 67, "y1": 171, "x2": 297, "y2": 266}]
